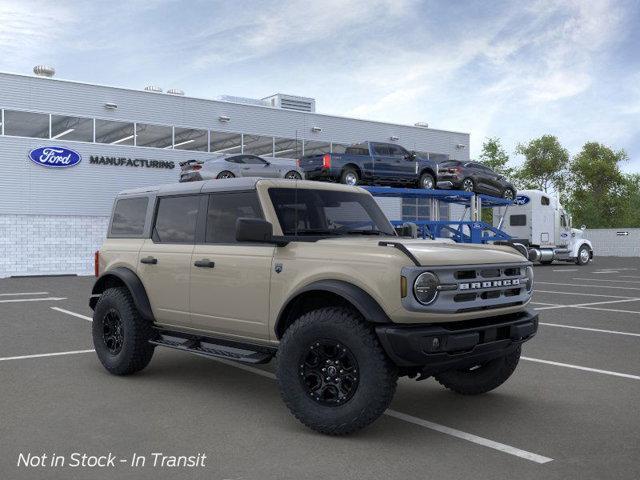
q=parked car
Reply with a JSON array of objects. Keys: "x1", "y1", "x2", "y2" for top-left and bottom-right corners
[
  {"x1": 436, "y1": 160, "x2": 516, "y2": 199},
  {"x1": 298, "y1": 141, "x2": 439, "y2": 189},
  {"x1": 179, "y1": 154, "x2": 304, "y2": 182},
  {"x1": 90, "y1": 177, "x2": 537, "y2": 435}
]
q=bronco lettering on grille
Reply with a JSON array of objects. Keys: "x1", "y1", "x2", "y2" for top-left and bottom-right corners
[{"x1": 459, "y1": 278, "x2": 520, "y2": 290}]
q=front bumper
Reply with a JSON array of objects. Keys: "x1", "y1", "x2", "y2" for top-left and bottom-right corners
[{"x1": 375, "y1": 309, "x2": 538, "y2": 372}]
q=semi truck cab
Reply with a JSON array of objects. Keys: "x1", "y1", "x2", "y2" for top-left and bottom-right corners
[{"x1": 494, "y1": 189, "x2": 593, "y2": 265}]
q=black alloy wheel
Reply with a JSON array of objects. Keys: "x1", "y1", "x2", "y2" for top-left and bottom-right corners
[
  {"x1": 462, "y1": 178, "x2": 474, "y2": 192},
  {"x1": 299, "y1": 339, "x2": 359, "y2": 406},
  {"x1": 103, "y1": 309, "x2": 124, "y2": 355},
  {"x1": 217, "y1": 171, "x2": 235, "y2": 179},
  {"x1": 503, "y1": 188, "x2": 515, "y2": 200},
  {"x1": 285, "y1": 171, "x2": 302, "y2": 180}
]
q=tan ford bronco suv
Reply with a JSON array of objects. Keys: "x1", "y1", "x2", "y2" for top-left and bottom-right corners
[{"x1": 90, "y1": 178, "x2": 537, "y2": 435}]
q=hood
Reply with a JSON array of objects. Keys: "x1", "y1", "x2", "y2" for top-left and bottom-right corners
[{"x1": 316, "y1": 237, "x2": 527, "y2": 266}]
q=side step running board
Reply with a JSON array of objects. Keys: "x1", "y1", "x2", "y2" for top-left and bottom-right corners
[{"x1": 150, "y1": 332, "x2": 274, "y2": 364}]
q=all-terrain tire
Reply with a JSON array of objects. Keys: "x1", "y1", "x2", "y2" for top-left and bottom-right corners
[
  {"x1": 92, "y1": 287, "x2": 155, "y2": 376},
  {"x1": 276, "y1": 307, "x2": 398, "y2": 435},
  {"x1": 434, "y1": 346, "x2": 521, "y2": 395}
]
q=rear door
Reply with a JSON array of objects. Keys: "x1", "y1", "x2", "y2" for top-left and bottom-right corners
[
  {"x1": 189, "y1": 191, "x2": 274, "y2": 340},
  {"x1": 370, "y1": 143, "x2": 393, "y2": 182},
  {"x1": 137, "y1": 194, "x2": 200, "y2": 327}
]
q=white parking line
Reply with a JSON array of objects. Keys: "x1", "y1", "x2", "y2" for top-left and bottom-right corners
[
  {"x1": 0, "y1": 292, "x2": 49, "y2": 296},
  {"x1": 552, "y1": 269, "x2": 578, "y2": 272},
  {"x1": 534, "y1": 298, "x2": 640, "y2": 312},
  {"x1": 0, "y1": 349, "x2": 94, "y2": 362},
  {"x1": 618, "y1": 275, "x2": 640, "y2": 279},
  {"x1": 384, "y1": 410, "x2": 553, "y2": 464},
  {"x1": 573, "y1": 277, "x2": 640, "y2": 285},
  {"x1": 51, "y1": 307, "x2": 93, "y2": 321},
  {"x1": 534, "y1": 290, "x2": 638, "y2": 299},
  {"x1": 535, "y1": 305, "x2": 567, "y2": 311},
  {"x1": 540, "y1": 322, "x2": 640, "y2": 337},
  {"x1": 573, "y1": 306, "x2": 640, "y2": 315},
  {"x1": 522, "y1": 357, "x2": 640, "y2": 381},
  {"x1": 209, "y1": 357, "x2": 553, "y2": 464},
  {"x1": 0, "y1": 297, "x2": 67, "y2": 304},
  {"x1": 536, "y1": 281, "x2": 640, "y2": 291}
]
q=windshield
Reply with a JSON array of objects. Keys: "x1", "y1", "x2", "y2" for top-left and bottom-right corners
[{"x1": 268, "y1": 188, "x2": 396, "y2": 237}]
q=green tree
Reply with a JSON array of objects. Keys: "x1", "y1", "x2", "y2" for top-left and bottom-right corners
[
  {"x1": 566, "y1": 142, "x2": 628, "y2": 228},
  {"x1": 515, "y1": 135, "x2": 569, "y2": 193},
  {"x1": 479, "y1": 137, "x2": 514, "y2": 177}
]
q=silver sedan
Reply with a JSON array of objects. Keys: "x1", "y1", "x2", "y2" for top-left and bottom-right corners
[{"x1": 179, "y1": 154, "x2": 305, "y2": 182}]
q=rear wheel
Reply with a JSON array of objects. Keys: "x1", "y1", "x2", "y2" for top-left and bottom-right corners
[
  {"x1": 340, "y1": 168, "x2": 359, "y2": 186},
  {"x1": 462, "y1": 178, "x2": 475, "y2": 192},
  {"x1": 217, "y1": 171, "x2": 235, "y2": 179},
  {"x1": 419, "y1": 172, "x2": 435, "y2": 189},
  {"x1": 284, "y1": 170, "x2": 302, "y2": 180},
  {"x1": 502, "y1": 188, "x2": 515, "y2": 200},
  {"x1": 276, "y1": 307, "x2": 397, "y2": 435},
  {"x1": 434, "y1": 347, "x2": 521, "y2": 395},
  {"x1": 576, "y1": 245, "x2": 591, "y2": 265},
  {"x1": 92, "y1": 287, "x2": 155, "y2": 375}
]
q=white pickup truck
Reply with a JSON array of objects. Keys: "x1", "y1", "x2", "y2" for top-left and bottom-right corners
[{"x1": 493, "y1": 189, "x2": 593, "y2": 265}]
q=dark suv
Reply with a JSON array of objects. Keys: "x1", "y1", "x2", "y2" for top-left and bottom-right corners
[{"x1": 437, "y1": 160, "x2": 516, "y2": 199}]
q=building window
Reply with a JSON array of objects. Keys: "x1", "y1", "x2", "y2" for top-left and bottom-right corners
[
  {"x1": 51, "y1": 114, "x2": 94, "y2": 142},
  {"x1": 273, "y1": 137, "x2": 302, "y2": 159},
  {"x1": 210, "y1": 131, "x2": 242, "y2": 154},
  {"x1": 3, "y1": 110, "x2": 50, "y2": 139},
  {"x1": 243, "y1": 135, "x2": 275, "y2": 156},
  {"x1": 172, "y1": 127, "x2": 208, "y2": 151},
  {"x1": 303, "y1": 140, "x2": 331, "y2": 156},
  {"x1": 135, "y1": 123, "x2": 173, "y2": 148},
  {"x1": 95, "y1": 119, "x2": 135, "y2": 145}
]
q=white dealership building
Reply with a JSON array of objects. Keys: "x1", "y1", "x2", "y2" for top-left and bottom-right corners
[{"x1": 0, "y1": 68, "x2": 470, "y2": 277}]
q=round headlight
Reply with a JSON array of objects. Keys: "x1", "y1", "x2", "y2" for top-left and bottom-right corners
[
  {"x1": 525, "y1": 266, "x2": 534, "y2": 292},
  {"x1": 414, "y1": 272, "x2": 440, "y2": 305}
]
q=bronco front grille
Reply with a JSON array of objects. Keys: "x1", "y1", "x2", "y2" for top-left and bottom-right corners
[{"x1": 402, "y1": 262, "x2": 531, "y2": 314}]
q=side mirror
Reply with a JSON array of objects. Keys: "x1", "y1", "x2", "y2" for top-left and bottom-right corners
[{"x1": 236, "y1": 218, "x2": 275, "y2": 243}]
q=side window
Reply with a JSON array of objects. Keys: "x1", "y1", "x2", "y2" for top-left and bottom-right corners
[
  {"x1": 387, "y1": 145, "x2": 403, "y2": 157},
  {"x1": 243, "y1": 156, "x2": 267, "y2": 165},
  {"x1": 226, "y1": 156, "x2": 243, "y2": 164},
  {"x1": 510, "y1": 214, "x2": 527, "y2": 226},
  {"x1": 110, "y1": 197, "x2": 148, "y2": 236},
  {"x1": 153, "y1": 195, "x2": 199, "y2": 244},
  {"x1": 372, "y1": 144, "x2": 390, "y2": 156},
  {"x1": 541, "y1": 196, "x2": 550, "y2": 206},
  {"x1": 205, "y1": 192, "x2": 263, "y2": 243},
  {"x1": 560, "y1": 215, "x2": 567, "y2": 228}
]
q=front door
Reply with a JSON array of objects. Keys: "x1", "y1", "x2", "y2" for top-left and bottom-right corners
[
  {"x1": 240, "y1": 155, "x2": 279, "y2": 178},
  {"x1": 137, "y1": 194, "x2": 200, "y2": 327},
  {"x1": 387, "y1": 144, "x2": 417, "y2": 183},
  {"x1": 189, "y1": 191, "x2": 274, "y2": 340}
]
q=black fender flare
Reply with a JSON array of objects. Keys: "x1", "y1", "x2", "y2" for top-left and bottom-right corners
[
  {"x1": 419, "y1": 166, "x2": 436, "y2": 180},
  {"x1": 275, "y1": 280, "x2": 391, "y2": 338},
  {"x1": 89, "y1": 267, "x2": 154, "y2": 322}
]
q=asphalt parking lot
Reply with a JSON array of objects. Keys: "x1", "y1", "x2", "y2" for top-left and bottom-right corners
[{"x1": 1, "y1": 257, "x2": 639, "y2": 480}]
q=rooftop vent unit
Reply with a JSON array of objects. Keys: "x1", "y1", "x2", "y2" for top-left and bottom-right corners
[
  {"x1": 33, "y1": 65, "x2": 55, "y2": 78},
  {"x1": 144, "y1": 85, "x2": 163, "y2": 93},
  {"x1": 167, "y1": 88, "x2": 185, "y2": 96},
  {"x1": 262, "y1": 93, "x2": 316, "y2": 113},
  {"x1": 217, "y1": 95, "x2": 270, "y2": 107},
  {"x1": 414, "y1": 122, "x2": 429, "y2": 128}
]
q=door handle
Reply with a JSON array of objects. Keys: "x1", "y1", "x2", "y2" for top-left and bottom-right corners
[
  {"x1": 241, "y1": 167, "x2": 251, "y2": 170},
  {"x1": 140, "y1": 256, "x2": 158, "y2": 265},
  {"x1": 194, "y1": 259, "x2": 215, "y2": 268}
]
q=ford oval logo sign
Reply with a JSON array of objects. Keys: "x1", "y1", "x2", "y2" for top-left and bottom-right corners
[
  {"x1": 28, "y1": 146, "x2": 82, "y2": 168},
  {"x1": 514, "y1": 195, "x2": 530, "y2": 206}
]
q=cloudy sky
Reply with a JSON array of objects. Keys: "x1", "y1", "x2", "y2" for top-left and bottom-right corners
[{"x1": 1, "y1": 0, "x2": 639, "y2": 171}]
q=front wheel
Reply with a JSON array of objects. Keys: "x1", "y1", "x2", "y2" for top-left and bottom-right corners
[
  {"x1": 434, "y1": 347, "x2": 521, "y2": 395},
  {"x1": 576, "y1": 245, "x2": 591, "y2": 265},
  {"x1": 419, "y1": 172, "x2": 435, "y2": 189},
  {"x1": 502, "y1": 188, "x2": 515, "y2": 200},
  {"x1": 276, "y1": 307, "x2": 398, "y2": 435},
  {"x1": 92, "y1": 287, "x2": 155, "y2": 375},
  {"x1": 461, "y1": 178, "x2": 475, "y2": 192}
]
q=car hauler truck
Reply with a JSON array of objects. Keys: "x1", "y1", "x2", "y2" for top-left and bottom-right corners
[{"x1": 493, "y1": 189, "x2": 593, "y2": 265}]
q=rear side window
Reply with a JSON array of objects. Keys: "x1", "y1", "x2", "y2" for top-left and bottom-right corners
[
  {"x1": 372, "y1": 144, "x2": 390, "y2": 156},
  {"x1": 153, "y1": 195, "x2": 200, "y2": 244},
  {"x1": 345, "y1": 145, "x2": 369, "y2": 156},
  {"x1": 510, "y1": 214, "x2": 527, "y2": 226},
  {"x1": 110, "y1": 197, "x2": 148, "y2": 236},
  {"x1": 205, "y1": 192, "x2": 263, "y2": 243},
  {"x1": 541, "y1": 196, "x2": 550, "y2": 205}
]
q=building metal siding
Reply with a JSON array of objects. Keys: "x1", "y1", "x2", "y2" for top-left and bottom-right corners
[{"x1": 583, "y1": 229, "x2": 640, "y2": 257}]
